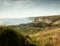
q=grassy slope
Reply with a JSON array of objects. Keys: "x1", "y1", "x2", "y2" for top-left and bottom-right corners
[
  {"x1": 29, "y1": 28, "x2": 60, "y2": 46},
  {"x1": 0, "y1": 26, "x2": 60, "y2": 46},
  {"x1": 0, "y1": 26, "x2": 37, "y2": 46}
]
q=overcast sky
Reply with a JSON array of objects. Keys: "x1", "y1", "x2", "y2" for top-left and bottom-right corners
[{"x1": 0, "y1": 0, "x2": 60, "y2": 18}]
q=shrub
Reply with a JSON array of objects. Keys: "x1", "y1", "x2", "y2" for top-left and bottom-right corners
[
  {"x1": 0, "y1": 26, "x2": 36, "y2": 46},
  {"x1": 0, "y1": 27, "x2": 26, "y2": 46}
]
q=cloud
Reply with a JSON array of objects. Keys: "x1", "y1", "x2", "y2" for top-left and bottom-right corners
[
  {"x1": 0, "y1": 0, "x2": 34, "y2": 11},
  {"x1": 0, "y1": 0, "x2": 60, "y2": 18}
]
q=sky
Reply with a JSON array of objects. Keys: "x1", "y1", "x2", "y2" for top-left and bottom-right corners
[
  {"x1": 0, "y1": 0, "x2": 60, "y2": 25},
  {"x1": 0, "y1": 0, "x2": 60, "y2": 18}
]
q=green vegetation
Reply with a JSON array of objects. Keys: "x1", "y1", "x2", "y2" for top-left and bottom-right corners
[
  {"x1": 0, "y1": 26, "x2": 60, "y2": 46},
  {"x1": 0, "y1": 26, "x2": 36, "y2": 46},
  {"x1": 0, "y1": 15, "x2": 60, "y2": 46},
  {"x1": 29, "y1": 28, "x2": 60, "y2": 46}
]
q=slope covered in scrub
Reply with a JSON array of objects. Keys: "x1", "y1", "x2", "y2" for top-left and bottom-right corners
[
  {"x1": 29, "y1": 28, "x2": 60, "y2": 46},
  {"x1": 0, "y1": 26, "x2": 36, "y2": 46}
]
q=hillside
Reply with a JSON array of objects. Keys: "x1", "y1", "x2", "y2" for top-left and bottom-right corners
[
  {"x1": 19, "y1": 15, "x2": 60, "y2": 28},
  {"x1": 9, "y1": 15, "x2": 60, "y2": 34},
  {"x1": 0, "y1": 15, "x2": 60, "y2": 46},
  {"x1": 29, "y1": 28, "x2": 60, "y2": 46}
]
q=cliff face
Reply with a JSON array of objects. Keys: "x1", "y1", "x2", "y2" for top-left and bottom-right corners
[
  {"x1": 19, "y1": 15, "x2": 60, "y2": 27},
  {"x1": 31, "y1": 15, "x2": 60, "y2": 27},
  {"x1": 33, "y1": 15, "x2": 60, "y2": 23}
]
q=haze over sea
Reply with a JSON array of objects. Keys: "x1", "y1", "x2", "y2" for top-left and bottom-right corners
[{"x1": 0, "y1": 18, "x2": 32, "y2": 25}]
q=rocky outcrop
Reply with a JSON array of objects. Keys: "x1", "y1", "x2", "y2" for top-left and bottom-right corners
[
  {"x1": 12, "y1": 15, "x2": 60, "y2": 28},
  {"x1": 31, "y1": 15, "x2": 60, "y2": 27}
]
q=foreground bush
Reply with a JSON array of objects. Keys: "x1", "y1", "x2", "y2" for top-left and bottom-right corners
[
  {"x1": 0, "y1": 27, "x2": 25, "y2": 46},
  {"x1": 0, "y1": 27, "x2": 36, "y2": 46}
]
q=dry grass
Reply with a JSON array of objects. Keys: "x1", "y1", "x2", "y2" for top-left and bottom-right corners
[{"x1": 29, "y1": 28, "x2": 60, "y2": 46}]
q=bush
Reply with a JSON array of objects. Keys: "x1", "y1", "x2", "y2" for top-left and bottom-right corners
[
  {"x1": 0, "y1": 27, "x2": 26, "y2": 46},
  {"x1": 0, "y1": 26, "x2": 36, "y2": 46}
]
